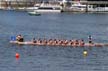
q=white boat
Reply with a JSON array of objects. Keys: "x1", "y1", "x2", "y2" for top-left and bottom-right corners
[
  {"x1": 70, "y1": 3, "x2": 86, "y2": 12},
  {"x1": 26, "y1": 3, "x2": 62, "y2": 13},
  {"x1": 72, "y1": 3, "x2": 108, "y2": 12},
  {"x1": 70, "y1": 2, "x2": 93, "y2": 12}
]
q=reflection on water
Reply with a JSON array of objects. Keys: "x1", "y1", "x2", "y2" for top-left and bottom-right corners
[{"x1": 0, "y1": 10, "x2": 108, "y2": 71}]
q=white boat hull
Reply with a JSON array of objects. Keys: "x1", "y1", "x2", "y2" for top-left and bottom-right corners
[
  {"x1": 26, "y1": 3, "x2": 62, "y2": 13},
  {"x1": 34, "y1": 10, "x2": 61, "y2": 13}
]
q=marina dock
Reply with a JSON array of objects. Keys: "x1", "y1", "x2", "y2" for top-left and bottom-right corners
[{"x1": 0, "y1": 1, "x2": 108, "y2": 12}]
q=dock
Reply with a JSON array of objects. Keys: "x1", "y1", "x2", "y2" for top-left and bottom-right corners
[{"x1": 0, "y1": 1, "x2": 108, "y2": 12}]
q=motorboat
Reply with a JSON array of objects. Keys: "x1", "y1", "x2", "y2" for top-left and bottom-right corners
[
  {"x1": 26, "y1": 3, "x2": 62, "y2": 13},
  {"x1": 70, "y1": 2, "x2": 93, "y2": 12},
  {"x1": 70, "y1": 2, "x2": 87, "y2": 12}
]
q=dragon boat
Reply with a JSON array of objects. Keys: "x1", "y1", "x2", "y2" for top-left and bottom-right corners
[{"x1": 10, "y1": 40, "x2": 106, "y2": 47}]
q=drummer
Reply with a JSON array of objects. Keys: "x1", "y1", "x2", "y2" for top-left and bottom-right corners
[{"x1": 16, "y1": 34, "x2": 24, "y2": 42}]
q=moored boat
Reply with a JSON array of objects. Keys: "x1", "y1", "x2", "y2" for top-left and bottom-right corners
[
  {"x1": 26, "y1": 3, "x2": 62, "y2": 13},
  {"x1": 69, "y1": 2, "x2": 93, "y2": 12}
]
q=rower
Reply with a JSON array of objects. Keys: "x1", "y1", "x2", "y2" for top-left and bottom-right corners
[
  {"x1": 79, "y1": 39, "x2": 85, "y2": 46},
  {"x1": 32, "y1": 38, "x2": 36, "y2": 43},
  {"x1": 16, "y1": 34, "x2": 24, "y2": 42}
]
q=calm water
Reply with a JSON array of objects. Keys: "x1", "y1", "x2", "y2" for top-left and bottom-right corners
[{"x1": 0, "y1": 10, "x2": 108, "y2": 71}]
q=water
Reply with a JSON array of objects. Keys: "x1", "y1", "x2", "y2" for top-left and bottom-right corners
[{"x1": 0, "y1": 10, "x2": 108, "y2": 71}]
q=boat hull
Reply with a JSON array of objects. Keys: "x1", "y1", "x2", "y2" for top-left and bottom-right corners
[
  {"x1": 34, "y1": 10, "x2": 61, "y2": 13},
  {"x1": 10, "y1": 41, "x2": 105, "y2": 47}
]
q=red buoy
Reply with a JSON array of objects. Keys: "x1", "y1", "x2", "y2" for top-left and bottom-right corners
[{"x1": 16, "y1": 53, "x2": 20, "y2": 59}]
